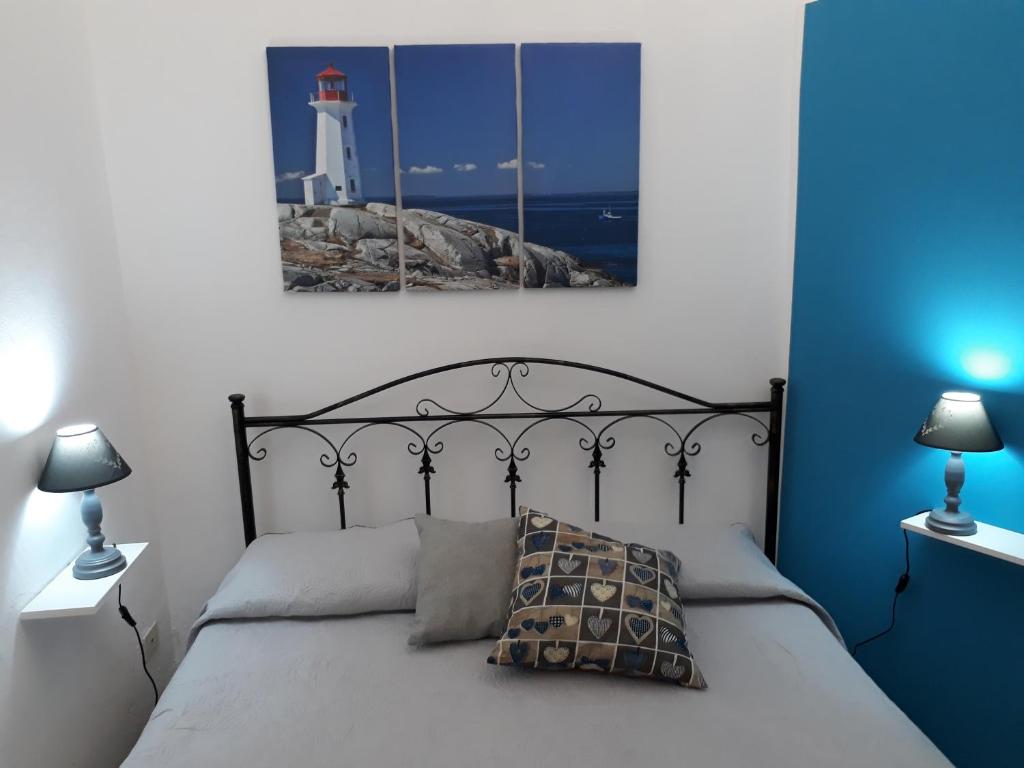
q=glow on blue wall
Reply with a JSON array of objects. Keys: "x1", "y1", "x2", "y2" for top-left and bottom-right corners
[{"x1": 782, "y1": 1, "x2": 1024, "y2": 766}]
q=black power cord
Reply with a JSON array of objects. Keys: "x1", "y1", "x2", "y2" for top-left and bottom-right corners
[
  {"x1": 117, "y1": 583, "x2": 159, "y2": 706},
  {"x1": 851, "y1": 516, "x2": 920, "y2": 657}
]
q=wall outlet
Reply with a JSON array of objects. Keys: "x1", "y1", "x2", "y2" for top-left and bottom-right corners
[{"x1": 142, "y1": 622, "x2": 159, "y2": 655}]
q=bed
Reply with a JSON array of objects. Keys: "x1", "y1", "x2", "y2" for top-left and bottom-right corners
[{"x1": 122, "y1": 359, "x2": 949, "y2": 767}]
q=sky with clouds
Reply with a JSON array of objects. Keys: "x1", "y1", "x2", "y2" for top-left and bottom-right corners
[
  {"x1": 396, "y1": 43, "x2": 639, "y2": 198},
  {"x1": 522, "y1": 43, "x2": 640, "y2": 196},
  {"x1": 267, "y1": 44, "x2": 640, "y2": 204},
  {"x1": 395, "y1": 44, "x2": 518, "y2": 199}
]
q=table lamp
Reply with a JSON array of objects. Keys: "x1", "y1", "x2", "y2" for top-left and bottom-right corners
[
  {"x1": 914, "y1": 392, "x2": 1002, "y2": 536},
  {"x1": 37, "y1": 424, "x2": 132, "y2": 579}
]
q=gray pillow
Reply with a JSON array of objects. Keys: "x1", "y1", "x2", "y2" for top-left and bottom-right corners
[{"x1": 409, "y1": 514, "x2": 517, "y2": 646}]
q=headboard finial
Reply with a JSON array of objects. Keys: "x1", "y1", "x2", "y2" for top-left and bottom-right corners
[{"x1": 228, "y1": 393, "x2": 256, "y2": 545}]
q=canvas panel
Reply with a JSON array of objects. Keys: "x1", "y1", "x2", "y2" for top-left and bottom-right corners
[{"x1": 267, "y1": 46, "x2": 400, "y2": 293}]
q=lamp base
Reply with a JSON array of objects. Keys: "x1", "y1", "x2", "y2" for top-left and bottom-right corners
[
  {"x1": 925, "y1": 508, "x2": 978, "y2": 537},
  {"x1": 73, "y1": 545, "x2": 127, "y2": 580}
]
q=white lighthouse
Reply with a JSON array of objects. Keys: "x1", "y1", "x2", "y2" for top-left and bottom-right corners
[{"x1": 302, "y1": 64, "x2": 363, "y2": 206}]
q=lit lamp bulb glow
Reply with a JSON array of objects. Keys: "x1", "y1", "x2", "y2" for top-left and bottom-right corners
[
  {"x1": 962, "y1": 349, "x2": 1012, "y2": 382},
  {"x1": 0, "y1": 337, "x2": 58, "y2": 436}
]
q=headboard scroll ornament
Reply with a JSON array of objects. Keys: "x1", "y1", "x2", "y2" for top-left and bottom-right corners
[{"x1": 228, "y1": 358, "x2": 786, "y2": 562}]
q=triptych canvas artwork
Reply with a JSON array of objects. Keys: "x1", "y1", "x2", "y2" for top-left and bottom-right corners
[{"x1": 266, "y1": 43, "x2": 640, "y2": 293}]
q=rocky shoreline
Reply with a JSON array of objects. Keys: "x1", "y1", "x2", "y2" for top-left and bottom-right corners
[{"x1": 277, "y1": 202, "x2": 622, "y2": 291}]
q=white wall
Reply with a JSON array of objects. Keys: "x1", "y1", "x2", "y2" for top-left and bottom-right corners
[
  {"x1": 84, "y1": 0, "x2": 807, "y2": 658},
  {"x1": 0, "y1": 2, "x2": 172, "y2": 766}
]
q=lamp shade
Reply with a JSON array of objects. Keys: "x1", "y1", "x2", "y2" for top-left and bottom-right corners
[
  {"x1": 37, "y1": 424, "x2": 132, "y2": 493},
  {"x1": 913, "y1": 392, "x2": 1003, "y2": 453}
]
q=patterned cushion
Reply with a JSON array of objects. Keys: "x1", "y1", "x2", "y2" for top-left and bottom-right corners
[{"x1": 487, "y1": 508, "x2": 706, "y2": 689}]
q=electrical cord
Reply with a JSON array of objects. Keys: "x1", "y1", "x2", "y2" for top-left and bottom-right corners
[
  {"x1": 117, "y1": 583, "x2": 159, "y2": 706},
  {"x1": 851, "y1": 515, "x2": 920, "y2": 657}
]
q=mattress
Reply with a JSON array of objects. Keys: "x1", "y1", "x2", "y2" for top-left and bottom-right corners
[{"x1": 122, "y1": 521, "x2": 949, "y2": 767}]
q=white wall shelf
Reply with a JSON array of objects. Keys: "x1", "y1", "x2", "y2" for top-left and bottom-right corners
[
  {"x1": 20, "y1": 543, "x2": 148, "y2": 620},
  {"x1": 901, "y1": 513, "x2": 1024, "y2": 567}
]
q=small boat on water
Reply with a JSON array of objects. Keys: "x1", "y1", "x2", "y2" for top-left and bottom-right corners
[{"x1": 598, "y1": 209, "x2": 622, "y2": 221}]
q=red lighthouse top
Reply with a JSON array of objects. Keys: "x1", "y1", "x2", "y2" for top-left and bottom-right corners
[
  {"x1": 315, "y1": 64, "x2": 346, "y2": 80},
  {"x1": 312, "y1": 64, "x2": 349, "y2": 102}
]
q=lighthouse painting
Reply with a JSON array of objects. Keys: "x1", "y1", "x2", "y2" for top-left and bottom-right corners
[{"x1": 267, "y1": 47, "x2": 399, "y2": 292}]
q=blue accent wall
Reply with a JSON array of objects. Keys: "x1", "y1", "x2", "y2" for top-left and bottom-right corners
[{"x1": 782, "y1": 1, "x2": 1024, "y2": 766}]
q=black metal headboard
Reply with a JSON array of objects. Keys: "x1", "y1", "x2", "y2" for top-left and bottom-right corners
[{"x1": 228, "y1": 358, "x2": 786, "y2": 562}]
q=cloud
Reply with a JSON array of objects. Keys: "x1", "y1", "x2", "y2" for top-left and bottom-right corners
[
  {"x1": 497, "y1": 158, "x2": 519, "y2": 170},
  {"x1": 275, "y1": 170, "x2": 306, "y2": 182},
  {"x1": 527, "y1": 161, "x2": 546, "y2": 169},
  {"x1": 408, "y1": 165, "x2": 443, "y2": 174},
  {"x1": 453, "y1": 163, "x2": 478, "y2": 172}
]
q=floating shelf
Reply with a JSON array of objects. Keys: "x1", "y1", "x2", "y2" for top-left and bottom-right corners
[
  {"x1": 20, "y1": 543, "x2": 148, "y2": 620},
  {"x1": 901, "y1": 514, "x2": 1024, "y2": 567}
]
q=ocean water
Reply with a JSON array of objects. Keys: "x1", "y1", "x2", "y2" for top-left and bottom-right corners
[{"x1": 524, "y1": 192, "x2": 639, "y2": 285}]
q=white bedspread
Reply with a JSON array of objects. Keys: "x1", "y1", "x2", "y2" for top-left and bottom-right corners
[{"x1": 123, "y1": 523, "x2": 949, "y2": 767}]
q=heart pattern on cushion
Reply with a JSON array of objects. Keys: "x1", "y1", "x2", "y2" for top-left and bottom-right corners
[
  {"x1": 663, "y1": 576, "x2": 679, "y2": 599},
  {"x1": 543, "y1": 646, "x2": 570, "y2": 664},
  {"x1": 624, "y1": 613, "x2": 653, "y2": 644},
  {"x1": 660, "y1": 661, "x2": 686, "y2": 680},
  {"x1": 520, "y1": 564, "x2": 546, "y2": 579},
  {"x1": 488, "y1": 508, "x2": 705, "y2": 690},
  {"x1": 549, "y1": 582, "x2": 583, "y2": 600},
  {"x1": 509, "y1": 642, "x2": 529, "y2": 665},
  {"x1": 520, "y1": 583, "x2": 542, "y2": 604},
  {"x1": 664, "y1": 558, "x2": 679, "y2": 580},
  {"x1": 626, "y1": 595, "x2": 654, "y2": 613},
  {"x1": 629, "y1": 565, "x2": 656, "y2": 585},
  {"x1": 623, "y1": 648, "x2": 647, "y2": 671},
  {"x1": 631, "y1": 547, "x2": 653, "y2": 564},
  {"x1": 587, "y1": 615, "x2": 613, "y2": 639},
  {"x1": 590, "y1": 582, "x2": 617, "y2": 603},
  {"x1": 529, "y1": 532, "x2": 554, "y2": 551},
  {"x1": 659, "y1": 627, "x2": 680, "y2": 645},
  {"x1": 557, "y1": 557, "x2": 582, "y2": 574}
]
